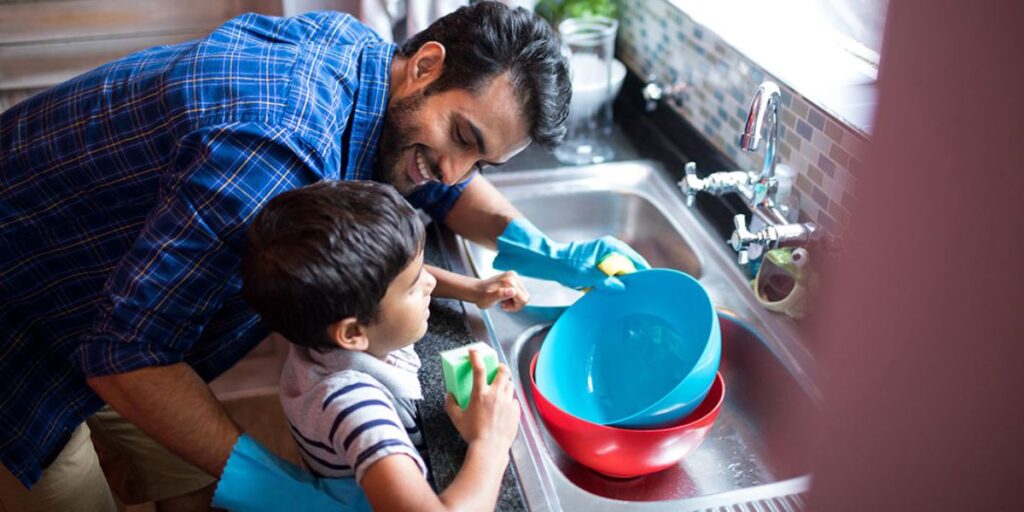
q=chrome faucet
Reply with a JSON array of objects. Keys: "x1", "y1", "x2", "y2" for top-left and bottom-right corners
[
  {"x1": 739, "y1": 81, "x2": 781, "y2": 206},
  {"x1": 678, "y1": 81, "x2": 823, "y2": 264}
]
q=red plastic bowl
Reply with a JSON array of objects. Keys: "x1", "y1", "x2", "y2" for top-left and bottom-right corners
[{"x1": 529, "y1": 353, "x2": 724, "y2": 478}]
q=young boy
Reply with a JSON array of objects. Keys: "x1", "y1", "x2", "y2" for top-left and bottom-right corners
[{"x1": 241, "y1": 180, "x2": 526, "y2": 511}]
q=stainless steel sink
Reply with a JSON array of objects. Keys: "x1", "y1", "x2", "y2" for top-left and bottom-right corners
[{"x1": 437, "y1": 161, "x2": 820, "y2": 511}]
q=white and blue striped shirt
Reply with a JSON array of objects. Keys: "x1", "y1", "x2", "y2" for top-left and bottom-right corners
[{"x1": 280, "y1": 344, "x2": 427, "y2": 482}]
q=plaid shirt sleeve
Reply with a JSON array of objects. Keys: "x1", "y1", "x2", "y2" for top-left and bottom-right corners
[{"x1": 73, "y1": 122, "x2": 323, "y2": 377}]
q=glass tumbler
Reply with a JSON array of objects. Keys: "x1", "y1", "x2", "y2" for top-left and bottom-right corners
[{"x1": 553, "y1": 16, "x2": 619, "y2": 165}]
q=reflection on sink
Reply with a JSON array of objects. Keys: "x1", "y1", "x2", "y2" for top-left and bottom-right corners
[
  {"x1": 514, "y1": 314, "x2": 810, "y2": 502},
  {"x1": 446, "y1": 161, "x2": 816, "y2": 511}
]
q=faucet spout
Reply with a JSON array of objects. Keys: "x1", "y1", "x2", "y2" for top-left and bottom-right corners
[{"x1": 739, "y1": 82, "x2": 782, "y2": 192}]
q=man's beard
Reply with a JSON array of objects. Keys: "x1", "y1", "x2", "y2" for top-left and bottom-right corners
[{"x1": 373, "y1": 92, "x2": 427, "y2": 194}]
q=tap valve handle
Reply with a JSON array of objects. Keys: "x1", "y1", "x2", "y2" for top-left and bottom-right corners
[
  {"x1": 679, "y1": 162, "x2": 701, "y2": 207},
  {"x1": 642, "y1": 75, "x2": 663, "y2": 112},
  {"x1": 730, "y1": 214, "x2": 752, "y2": 251},
  {"x1": 730, "y1": 214, "x2": 764, "y2": 264}
]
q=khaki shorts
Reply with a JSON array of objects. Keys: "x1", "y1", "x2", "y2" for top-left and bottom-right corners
[{"x1": 0, "y1": 406, "x2": 216, "y2": 512}]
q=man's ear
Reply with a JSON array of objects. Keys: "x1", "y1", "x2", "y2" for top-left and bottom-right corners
[
  {"x1": 327, "y1": 317, "x2": 370, "y2": 351},
  {"x1": 408, "y1": 41, "x2": 446, "y2": 86}
]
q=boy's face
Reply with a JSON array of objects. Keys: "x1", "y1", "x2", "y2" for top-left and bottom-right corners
[{"x1": 363, "y1": 250, "x2": 437, "y2": 358}]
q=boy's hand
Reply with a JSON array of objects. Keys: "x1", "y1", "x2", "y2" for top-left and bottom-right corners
[
  {"x1": 472, "y1": 271, "x2": 530, "y2": 312},
  {"x1": 445, "y1": 350, "x2": 520, "y2": 453}
]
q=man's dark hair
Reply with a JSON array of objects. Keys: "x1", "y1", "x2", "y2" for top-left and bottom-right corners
[
  {"x1": 241, "y1": 180, "x2": 425, "y2": 350},
  {"x1": 398, "y1": 1, "x2": 571, "y2": 148}
]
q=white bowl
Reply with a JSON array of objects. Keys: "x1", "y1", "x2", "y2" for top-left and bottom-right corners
[{"x1": 567, "y1": 57, "x2": 626, "y2": 123}]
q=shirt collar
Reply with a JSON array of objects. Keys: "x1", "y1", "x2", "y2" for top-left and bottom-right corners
[
  {"x1": 310, "y1": 345, "x2": 422, "y2": 400},
  {"x1": 346, "y1": 41, "x2": 396, "y2": 180}
]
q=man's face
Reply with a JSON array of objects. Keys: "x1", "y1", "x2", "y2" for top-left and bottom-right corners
[{"x1": 375, "y1": 73, "x2": 532, "y2": 195}]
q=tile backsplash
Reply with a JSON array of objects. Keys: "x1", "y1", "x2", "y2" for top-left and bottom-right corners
[{"x1": 616, "y1": 0, "x2": 868, "y2": 233}]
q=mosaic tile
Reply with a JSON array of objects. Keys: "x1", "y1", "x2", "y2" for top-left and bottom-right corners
[
  {"x1": 829, "y1": 144, "x2": 851, "y2": 169},
  {"x1": 807, "y1": 164, "x2": 824, "y2": 186},
  {"x1": 788, "y1": 96, "x2": 809, "y2": 119},
  {"x1": 841, "y1": 190, "x2": 856, "y2": 210},
  {"x1": 824, "y1": 119, "x2": 846, "y2": 144},
  {"x1": 807, "y1": 108, "x2": 826, "y2": 131},
  {"x1": 816, "y1": 209, "x2": 838, "y2": 232},
  {"x1": 795, "y1": 119, "x2": 813, "y2": 141},
  {"x1": 817, "y1": 154, "x2": 836, "y2": 177},
  {"x1": 811, "y1": 186, "x2": 830, "y2": 209}
]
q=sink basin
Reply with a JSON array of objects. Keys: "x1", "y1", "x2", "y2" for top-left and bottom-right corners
[{"x1": 439, "y1": 160, "x2": 819, "y2": 511}]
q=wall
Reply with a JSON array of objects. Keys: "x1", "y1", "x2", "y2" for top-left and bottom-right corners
[{"x1": 616, "y1": 0, "x2": 867, "y2": 233}]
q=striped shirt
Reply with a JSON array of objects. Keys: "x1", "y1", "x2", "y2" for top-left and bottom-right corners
[
  {"x1": 0, "y1": 11, "x2": 469, "y2": 487},
  {"x1": 280, "y1": 344, "x2": 427, "y2": 483}
]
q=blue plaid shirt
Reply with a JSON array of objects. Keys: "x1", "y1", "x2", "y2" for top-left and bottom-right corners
[{"x1": 0, "y1": 12, "x2": 470, "y2": 487}]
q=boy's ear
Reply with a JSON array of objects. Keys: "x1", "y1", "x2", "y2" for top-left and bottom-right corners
[{"x1": 327, "y1": 317, "x2": 370, "y2": 352}]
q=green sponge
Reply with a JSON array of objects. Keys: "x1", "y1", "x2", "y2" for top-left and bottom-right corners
[{"x1": 441, "y1": 342, "x2": 499, "y2": 409}]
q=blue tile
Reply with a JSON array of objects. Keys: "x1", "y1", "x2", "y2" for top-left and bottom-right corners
[
  {"x1": 726, "y1": 145, "x2": 738, "y2": 159},
  {"x1": 694, "y1": 44, "x2": 705, "y2": 56},
  {"x1": 676, "y1": 31, "x2": 687, "y2": 43},
  {"x1": 736, "y1": 107, "x2": 747, "y2": 120},
  {"x1": 850, "y1": 157, "x2": 864, "y2": 174},
  {"x1": 841, "y1": 191, "x2": 856, "y2": 210},
  {"x1": 811, "y1": 186, "x2": 830, "y2": 209},
  {"x1": 816, "y1": 209, "x2": 837, "y2": 232},
  {"x1": 710, "y1": 115, "x2": 722, "y2": 129},
  {"x1": 693, "y1": 27, "x2": 704, "y2": 40},
  {"x1": 730, "y1": 88, "x2": 746, "y2": 103},
  {"x1": 703, "y1": 123, "x2": 716, "y2": 137},
  {"x1": 781, "y1": 91, "x2": 792, "y2": 107},
  {"x1": 807, "y1": 108, "x2": 825, "y2": 130},
  {"x1": 795, "y1": 120, "x2": 813, "y2": 141},
  {"x1": 751, "y1": 68, "x2": 764, "y2": 84},
  {"x1": 717, "y1": 106, "x2": 728, "y2": 120},
  {"x1": 713, "y1": 89, "x2": 725, "y2": 102},
  {"x1": 817, "y1": 154, "x2": 836, "y2": 177}
]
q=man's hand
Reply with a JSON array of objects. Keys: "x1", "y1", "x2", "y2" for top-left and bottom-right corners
[{"x1": 492, "y1": 218, "x2": 651, "y2": 291}]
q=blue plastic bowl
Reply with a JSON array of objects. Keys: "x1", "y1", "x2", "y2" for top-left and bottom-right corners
[{"x1": 535, "y1": 269, "x2": 720, "y2": 428}]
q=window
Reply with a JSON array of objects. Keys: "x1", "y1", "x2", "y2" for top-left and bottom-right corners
[{"x1": 670, "y1": 0, "x2": 889, "y2": 132}]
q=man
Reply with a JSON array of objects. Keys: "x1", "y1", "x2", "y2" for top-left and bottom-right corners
[{"x1": 0, "y1": 3, "x2": 647, "y2": 510}]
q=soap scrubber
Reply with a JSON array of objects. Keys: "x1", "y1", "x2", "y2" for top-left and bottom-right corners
[{"x1": 441, "y1": 341, "x2": 499, "y2": 409}]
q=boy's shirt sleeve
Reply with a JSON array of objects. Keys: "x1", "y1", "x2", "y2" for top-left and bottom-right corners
[
  {"x1": 74, "y1": 123, "x2": 324, "y2": 377},
  {"x1": 319, "y1": 381, "x2": 427, "y2": 483}
]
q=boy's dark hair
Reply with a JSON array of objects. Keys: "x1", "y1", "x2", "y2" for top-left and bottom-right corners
[
  {"x1": 398, "y1": 1, "x2": 571, "y2": 148},
  {"x1": 242, "y1": 180, "x2": 425, "y2": 350}
]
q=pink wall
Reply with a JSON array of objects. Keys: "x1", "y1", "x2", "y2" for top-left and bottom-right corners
[{"x1": 799, "y1": 0, "x2": 1024, "y2": 509}]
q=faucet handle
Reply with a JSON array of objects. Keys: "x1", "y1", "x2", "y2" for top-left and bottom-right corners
[
  {"x1": 729, "y1": 214, "x2": 752, "y2": 252},
  {"x1": 642, "y1": 75, "x2": 663, "y2": 112},
  {"x1": 679, "y1": 162, "x2": 702, "y2": 207},
  {"x1": 729, "y1": 214, "x2": 763, "y2": 264}
]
